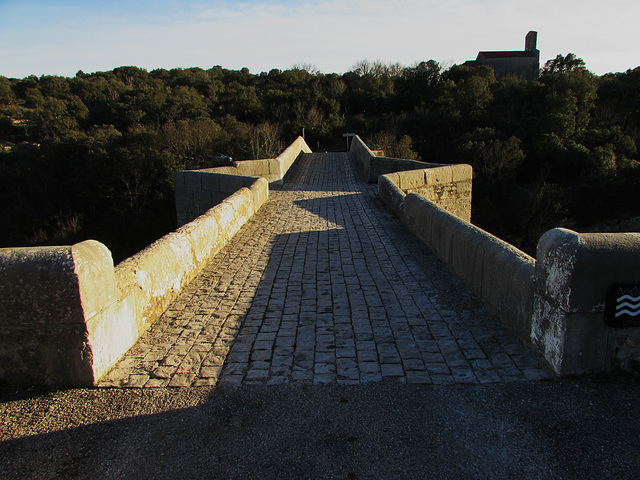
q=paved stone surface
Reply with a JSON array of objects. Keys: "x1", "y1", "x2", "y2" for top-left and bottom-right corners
[{"x1": 99, "y1": 153, "x2": 551, "y2": 388}]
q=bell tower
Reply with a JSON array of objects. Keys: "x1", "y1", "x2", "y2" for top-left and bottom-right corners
[{"x1": 525, "y1": 31, "x2": 538, "y2": 52}]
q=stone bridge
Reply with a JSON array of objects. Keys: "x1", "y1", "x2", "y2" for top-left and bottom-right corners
[
  {"x1": 1, "y1": 136, "x2": 639, "y2": 387},
  {"x1": 100, "y1": 151, "x2": 547, "y2": 387}
]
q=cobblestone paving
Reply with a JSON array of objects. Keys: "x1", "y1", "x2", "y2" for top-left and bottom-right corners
[{"x1": 99, "y1": 153, "x2": 551, "y2": 388}]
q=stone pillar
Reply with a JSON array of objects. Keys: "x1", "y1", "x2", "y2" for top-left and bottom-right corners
[
  {"x1": 531, "y1": 228, "x2": 640, "y2": 375},
  {"x1": 0, "y1": 240, "x2": 124, "y2": 386}
]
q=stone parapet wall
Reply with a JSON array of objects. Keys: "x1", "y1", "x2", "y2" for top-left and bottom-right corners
[
  {"x1": 349, "y1": 134, "x2": 375, "y2": 176},
  {"x1": 402, "y1": 193, "x2": 535, "y2": 343},
  {"x1": 196, "y1": 136, "x2": 311, "y2": 184},
  {"x1": 0, "y1": 241, "x2": 136, "y2": 386},
  {"x1": 277, "y1": 136, "x2": 312, "y2": 177},
  {"x1": 0, "y1": 172, "x2": 269, "y2": 387},
  {"x1": 350, "y1": 134, "x2": 434, "y2": 183},
  {"x1": 175, "y1": 172, "x2": 264, "y2": 227},
  {"x1": 379, "y1": 167, "x2": 640, "y2": 375},
  {"x1": 382, "y1": 165, "x2": 473, "y2": 223},
  {"x1": 115, "y1": 181, "x2": 267, "y2": 354},
  {"x1": 175, "y1": 136, "x2": 310, "y2": 226},
  {"x1": 367, "y1": 136, "x2": 640, "y2": 375}
]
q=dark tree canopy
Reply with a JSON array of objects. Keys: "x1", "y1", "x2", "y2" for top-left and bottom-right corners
[
  {"x1": 542, "y1": 53, "x2": 587, "y2": 74},
  {"x1": 1, "y1": 55, "x2": 639, "y2": 259}
]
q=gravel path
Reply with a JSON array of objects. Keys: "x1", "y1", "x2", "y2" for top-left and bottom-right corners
[{"x1": 2, "y1": 377, "x2": 640, "y2": 479}]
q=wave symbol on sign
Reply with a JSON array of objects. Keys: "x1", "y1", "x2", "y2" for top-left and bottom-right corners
[{"x1": 616, "y1": 294, "x2": 640, "y2": 317}]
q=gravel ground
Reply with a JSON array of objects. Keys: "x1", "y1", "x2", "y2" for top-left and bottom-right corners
[{"x1": 2, "y1": 375, "x2": 640, "y2": 479}]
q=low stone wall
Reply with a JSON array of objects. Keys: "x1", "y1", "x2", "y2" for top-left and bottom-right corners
[
  {"x1": 115, "y1": 180, "x2": 268, "y2": 357},
  {"x1": 175, "y1": 136, "x2": 310, "y2": 225},
  {"x1": 403, "y1": 193, "x2": 535, "y2": 342},
  {"x1": 350, "y1": 134, "x2": 433, "y2": 183},
  {"x1": 174, "y1": 173, "x2": 266, "y2": 227},
  {"x1": 370, "y1": 137, "x2": 640, "y2": 375},
  {"x1": 381, "y1": 165, "x2": 473, "y2": 223},
  {"x1": 380, "y1": 172, "x2": 640, "y2": 375},
  {"x1": 0, "y1": 176, "x2": 269, "y2": 386},
  {"x1": 195, "y1": 135, "x2": 310, "y2": 184},
  {"x1": 373, "y1": 144, "x2": 532, "y2": 337}
]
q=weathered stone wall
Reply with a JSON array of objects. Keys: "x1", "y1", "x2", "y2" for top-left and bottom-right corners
[
  {"x1": 174, "y1": 173, "x2": 263, "y2": 227},
  {"x1": 175, "y1": 136, "x2": 310, "y2": 225},
  {"x1": 349, "y1": 135, "x2": 429, "y2": 183},
  {"x1": 194, "y1": 136, "x2": 311, "y2": 184},
  {"x1": 371, "y1": 143, "x2": 534, "y2": 338},
  {"x1": 0, "y1": 241, "x2": 136, "y2": 386},
  {"x1": 381, "y1": 165, "x2": 473, "y2": 223},
  {"x1": 115, "y1": 180, "x2": 267, "y2": 350},
  {"x1": 399, "y1": 192, "x2": 535, "y2": 343},
  {"x1": 0, "y1": 136, "x2": 308, "y2": 386},
  {"x1": 0, "y1": 177, "x2": 269, "y2": 386},
  {"x1": 379, "y1": 170, "x2": 640, "y2": 375},
  {"x1": 532, "y1": 228, "x2": 640, "y2": 375}
]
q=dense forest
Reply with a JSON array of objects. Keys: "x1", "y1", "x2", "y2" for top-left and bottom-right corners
[{"x1": 1, "y1": 55, "x2": 639, "y2": 261}]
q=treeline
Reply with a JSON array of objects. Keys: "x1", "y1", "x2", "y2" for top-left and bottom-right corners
[
  {"x1": 0, "y1": 65, "x2": 348, "y2": 261},
  {"x1": 1, "y1": 57, "x2": 639, "y2": 260}
]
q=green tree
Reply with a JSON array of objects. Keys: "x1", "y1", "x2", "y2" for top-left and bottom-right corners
[
  {"x1": 542, "y1": 53, "x2": 587, "y2": 74},
  {"x1": 458, "y1": 128, "x2": 525, "y2": 186},
  {"x1": 367, "y1": 130, "x2": 419, "y2": 160}
]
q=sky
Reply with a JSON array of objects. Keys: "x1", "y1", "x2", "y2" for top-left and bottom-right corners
[{"x1": 1, "y1": 0, "x2": 639, "y2": 78}]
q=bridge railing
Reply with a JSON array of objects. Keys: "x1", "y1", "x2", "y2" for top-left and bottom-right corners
[
  {"x1": 0, "y1": 137, "x2": 310, "y2": 387},
  {"x1": 353, "y1": 135, "x2": 640, "y2": 376},
  {"x1": 175, "y1": 136, "x2": 311, "y2": 226}
]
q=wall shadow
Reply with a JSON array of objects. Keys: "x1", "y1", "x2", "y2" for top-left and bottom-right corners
[{"x1": 2, "y1": 378, "x2": 640, "y2": 478}]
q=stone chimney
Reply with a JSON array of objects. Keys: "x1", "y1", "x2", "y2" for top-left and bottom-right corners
[{"x1": 525, "y1": 31, "x2": 538, "y2": 52}]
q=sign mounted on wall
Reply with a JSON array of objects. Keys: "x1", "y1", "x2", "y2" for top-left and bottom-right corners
[{"x1": 605, "y1": 284, "x2": 640, "y2": 327}]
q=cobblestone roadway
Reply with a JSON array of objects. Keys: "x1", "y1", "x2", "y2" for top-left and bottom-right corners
[{"x1": 99, "y1": 153, "x2": 550, "y2": 388}]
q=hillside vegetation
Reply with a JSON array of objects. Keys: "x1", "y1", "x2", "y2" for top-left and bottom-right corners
[{"x1": 1, "y1": 56, "x2": 639, "y2": 260}]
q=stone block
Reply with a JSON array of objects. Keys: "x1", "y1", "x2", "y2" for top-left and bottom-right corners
[
  {"x1": 450, "y1": 221, "x2": 487, "y2": 299},
  {"x1": 451, "y1": 164, "x2": 473, "y2": 183},
  {"x1": 432, "y1": 165, "x2": 454, "y2": 184},
  {"x1": 249, "y1": 177, "x2": 269, "y2": 213},
  {"x1": 177, "y1": 213, "x2": 222, "y2": 266},
  {"x1": 194, "y1": 188, "x2": 213, "y2": 208},
  {"x1": 480, "y1": 239, "x2": 535, "y2": 342},
  {"x1": 378, "y1": 174, "x2": 406, "y2": 220},
  {"x1": 0, "y1": 322, "x2": 94, "y2": 386},
  {"x1": 0, "y1": 240, "x2": 124, "y2": 386},
  {"x1": 236, "y1": 159, "x2": 270, "y2": 178},
  {"x1": 210, "y1": 202, "x2": 236, "y2": 242},
  {"x1": 186, "y1": 171, "x2": 204, "y2": 189},
  {"x1": 431, "y1": 202, "x2": 457, "y2": 266},
  {"x1": 88, "y1": 293, "x2": 137, "y2": 381},
  {"x1": 116, "y1": 232, "x2": 197, "y2": 336},
  {"x1": 218, "y1": 174, "x2": 252, "y2": 195},
  {"x1": 405, "y1": 194, "x2": 434, "y2": 247},
  {"x1": 173, "y1": 171, "x2": 186, "y2": 189},
  {"x1": 532, "y1": 228, "x2": 640, "y2": 374},
  {"x1": 397, "y1": 169, "x2": 427, "y2": 192}
]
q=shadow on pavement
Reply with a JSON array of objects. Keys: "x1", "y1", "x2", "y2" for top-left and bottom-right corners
[{"x1": 2, "y1": 378, "x2": 640, "y2": 479}]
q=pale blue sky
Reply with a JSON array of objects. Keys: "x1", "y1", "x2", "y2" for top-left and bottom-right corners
[{"x1": 1, "y1": 0, "x2": 638, "y2": 78}]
